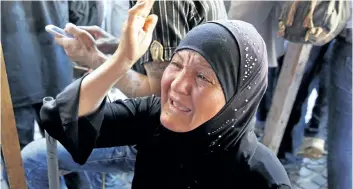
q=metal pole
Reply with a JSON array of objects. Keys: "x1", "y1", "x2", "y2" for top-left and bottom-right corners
[{"x1": 43, "y1": 97, "x2": 60, "y2": 189}]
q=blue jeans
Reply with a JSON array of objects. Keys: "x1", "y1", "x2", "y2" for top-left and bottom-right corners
[
  {"x1": 325, "y1": 37, "x2": 352, "y2": 189},
  {"x1": 22, "y1": 139, "x2": 136, "y2": 189}
]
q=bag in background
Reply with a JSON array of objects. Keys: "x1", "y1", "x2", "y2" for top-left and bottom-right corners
[{"x1": 277, "y1": 0, "x2": 351, "y2": 46}]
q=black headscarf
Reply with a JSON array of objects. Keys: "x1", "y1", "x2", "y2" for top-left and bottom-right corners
[{"x1": 157, "y1": 20, "x2": 268, "y2": 159}]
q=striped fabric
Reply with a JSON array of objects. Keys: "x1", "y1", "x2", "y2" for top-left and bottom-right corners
[{"x1": 130, "y1": 0, "x2": 228, "y2": 67}]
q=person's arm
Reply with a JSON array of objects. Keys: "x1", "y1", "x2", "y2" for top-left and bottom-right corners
[
  {"x1": 41, "y1": 0, "x2": 159, "y2": 164},
  {"x1": 95, "y1": 36, "x2": 120, "y2": 55},
  {"x1": 80, "y1": 51, "x2": 163, "y2": 97},
  {"x1": 77, "y1": 26, "x2": 120, "y2": 55},
  {"x1": 55, "y1": 24, "x2": 160, "y2": 98},
  {"x1": 82, "y1": 56, "x2": 161, "y2": 98},
  {"x1": 40, "y1": 75, "x2": 161, "y2": 164},
  {"x1": 114, "y1": 68, "x2": 152, "y2": 97},
  {"x1": 115, "y1": 60, "x2": 169, "y2": 97},
  {"x1": 142, "y1": 61, "x2": 169, "y2": 96}
]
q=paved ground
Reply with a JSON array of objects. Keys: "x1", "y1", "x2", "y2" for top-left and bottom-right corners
[
  {"x1": 284, "y1": 89, "x2": 328, "y2": 189},
  {"x1": 286, "y1": 156, "x2": 328, "y2": 189}
]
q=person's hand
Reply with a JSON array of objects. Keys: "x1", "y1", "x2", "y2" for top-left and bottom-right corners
[
  {"x1": 54, "y1": 24, "x2": 106, "y2": 69},
  {"x1": 113, "y1": 0, "x2": 158, "y2": 65},
  {"x1": 78, "y1": 26, "x2": 119, "y2": 54}
]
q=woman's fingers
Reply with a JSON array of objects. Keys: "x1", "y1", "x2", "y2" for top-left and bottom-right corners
[
  {"x1": 64, "y1": 23, "x2": 83, "y2": 38},
  {"x1": 129, "y1": 0, "x2": 154, "y2": 19},
  {"x1": 54, "y1": 37, "x2": 80, "y2": 58},
  {"x1": 54, "y1": 36, "x2": 72, "y2": 49},
  {"x1": 65, "y1": 23, "x2": 96, "y2": 50},
  {"x1": 137, "y1": 14, "x2": 158, "y2": 42},
  {"x1": 143, "y1": 14, "x2": 158, "y2": 34},
  {"x1": 127, "y1": 0, "x2": 155, "y2": 32},
  {"x1": 54, "y1": 34, "x2": 79, "y2": 53},
  {"x1": 113, "y1": 0, "x2": 156, "y2": 64},
  {"x1": 77, "y1": 25, "x2": 103, "y2": 39}
]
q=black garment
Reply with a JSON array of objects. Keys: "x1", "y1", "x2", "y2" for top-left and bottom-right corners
[
  {"x1": 41, "y1": 82, "x2": 290, "y2": 189},
  {"x1": 40, "y1": 21, "x2": 291, "y2": 189}
]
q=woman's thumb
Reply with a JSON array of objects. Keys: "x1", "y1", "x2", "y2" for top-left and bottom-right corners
[{"x1": 143, "y1": 14, "x2": 158, "y2": 35}]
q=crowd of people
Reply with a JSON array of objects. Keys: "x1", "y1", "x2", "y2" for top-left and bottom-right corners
[{"x1": 1, "y1": 1, "x2": 351, "y2": 189}]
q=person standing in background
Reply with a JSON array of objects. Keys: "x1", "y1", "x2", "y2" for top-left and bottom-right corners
[
  {"x1": 1, "y1": 0, "x2": 102, "y2": 151},
  {"x1": 101, "y1": 0, "x2": 129, "y2": 38},
  {"x1": 325, "y1": 15, "x2": 352, "y2": 189}
]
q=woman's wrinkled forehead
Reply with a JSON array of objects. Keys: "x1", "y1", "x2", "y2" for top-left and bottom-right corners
[
  {"x1": 172, "y1": 50, "x2": 212, "y2": 68},
  {"x1": 209, "y1": 20, "x2": 268, "y2": 89}
]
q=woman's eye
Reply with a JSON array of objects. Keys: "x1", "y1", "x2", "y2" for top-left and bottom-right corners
[
  {"x1": 198, "y1": 74, "x2": 211, "y2": 83},
  {"x1": 170, "y1": 62, "x2": 182, "y2": 69}
]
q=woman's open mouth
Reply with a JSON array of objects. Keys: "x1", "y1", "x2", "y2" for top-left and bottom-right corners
[{"x1": 169, "y1": 98, "x2": 191, "y2": 113}]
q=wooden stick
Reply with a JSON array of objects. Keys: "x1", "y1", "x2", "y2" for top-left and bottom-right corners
[
  {"x1": 261, "y1": 43, "x2": 312, "y2": 154},
  {"x1": 1, "y1": 43, "x2": 27, "y2": 189}
]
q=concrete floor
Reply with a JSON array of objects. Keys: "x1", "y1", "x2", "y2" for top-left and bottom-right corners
[{"x1": 287, "y1": 156, "x2": 328, "y2": 189}]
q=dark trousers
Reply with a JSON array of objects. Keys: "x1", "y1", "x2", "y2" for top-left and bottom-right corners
[
  {"x1": 277, "y1": 44, "x2": 330, "y2": 158},
  {"x1": 14, "y1": 103, "x2": 43, "y2": 149}
]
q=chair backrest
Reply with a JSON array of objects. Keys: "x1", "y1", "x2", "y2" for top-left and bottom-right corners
[{"x1": 1, "y1": 43, "x2": 28, "y2": 189}]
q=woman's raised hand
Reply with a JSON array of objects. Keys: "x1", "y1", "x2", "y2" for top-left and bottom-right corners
[{"x1": 114, "y1": 0, "x2": 158, "y2": 65}]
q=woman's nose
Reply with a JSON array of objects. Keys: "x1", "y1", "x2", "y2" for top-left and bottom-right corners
[{"x1": 171, "y1": 71, "x2": 192, "y2": 95}]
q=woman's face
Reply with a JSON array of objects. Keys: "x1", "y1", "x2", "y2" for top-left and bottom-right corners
[{"x1": 160, "y1": 50, "x2": 226, "y2": 132}]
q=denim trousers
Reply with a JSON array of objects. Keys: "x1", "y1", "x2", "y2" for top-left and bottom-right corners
[
  {"x1": 325, "y1": 37, "x2": 352, "y2": 189},
  {"x1": 21, "y1": 139, "x2": 136, "y2": 189}
]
